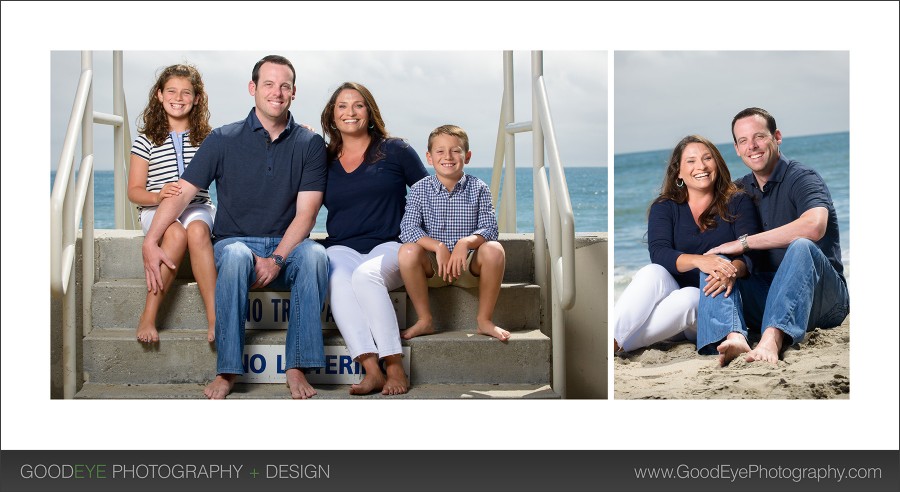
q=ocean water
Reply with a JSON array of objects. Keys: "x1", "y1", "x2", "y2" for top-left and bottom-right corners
[
  {"x1": 614, "y1": 132, "x2": 850, "y2": 299},
  {"x1": 50, "y1": 166, "x2": 607, "y2": 234}
]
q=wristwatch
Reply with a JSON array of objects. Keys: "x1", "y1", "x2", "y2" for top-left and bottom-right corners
[
  {"x1": 271, "y1": 254, "x2": 285, "y2": 268},
  {"x1": 738, "y1": 234, "x2": 750, "y2": 253}
]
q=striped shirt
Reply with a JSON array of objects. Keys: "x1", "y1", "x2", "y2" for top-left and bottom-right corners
[
  {"x1": 130, "y1": 132, "x2": 211, "y2": 211},
  {"x1": 400, "y1": 174, "x2": 498, "y2": 252}
]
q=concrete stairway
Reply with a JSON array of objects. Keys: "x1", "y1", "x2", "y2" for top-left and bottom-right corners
[{"x1": 76, "y1": 231, "x2": 557, "y2": 399}]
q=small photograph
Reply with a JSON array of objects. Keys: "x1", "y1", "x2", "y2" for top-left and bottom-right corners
[{"x1": 613, "y1": 51, "x2": 849, "y2": 399}]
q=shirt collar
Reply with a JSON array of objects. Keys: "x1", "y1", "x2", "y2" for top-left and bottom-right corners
[
  {"x1": 245, "y1": 108, "x2": 296, "y2": 138},
  {"x1": 429, "y1": 173, "x2": 468, "y2": 193}
]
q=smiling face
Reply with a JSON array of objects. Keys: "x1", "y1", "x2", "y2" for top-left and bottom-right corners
[
  {"x1": 156, "y1": 76, "x2": 196, "y2": 124},
  {"x1": 427, "y1": 133, "x2": 471, "y2": 187},
  {"x1": 332, "y1": 89, "x2": 369, "y2": 137},
  {"x1": 678, "y1": 142, "x2": 717, "y2": 195},
  {"x1": 249, "y1": 61, "x2": 295, "y2": 122},
  {"x1": 733, "y1": 114, "x2": 782, "y2": 177}
]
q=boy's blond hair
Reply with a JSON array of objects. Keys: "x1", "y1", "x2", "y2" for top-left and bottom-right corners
[{"x1": 427, "y1": 124, "x2": 469, "y2": 153}]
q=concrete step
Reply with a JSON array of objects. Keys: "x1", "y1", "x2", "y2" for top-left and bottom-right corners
[
  {"x1": 75, "y1": 382, "x2": 559, "y2": 399},
  {"x1": 83, "y1": 329, "x2": 550, "y2": 386},
  {"x1": 93, "y1": 230, "x2": 535, "y2": 283},
  {"x1": 91, "y1": 279, "x2": 541, "y2": 332}
]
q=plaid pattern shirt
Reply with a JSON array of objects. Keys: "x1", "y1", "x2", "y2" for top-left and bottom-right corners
[{"x1": 400, "y1": 174, "x2": 499, "y2": 252}]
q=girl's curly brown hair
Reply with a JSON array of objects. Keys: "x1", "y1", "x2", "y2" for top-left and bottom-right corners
[{"x1": 138, "y1": 64, "x2": 211, "y2": 147}]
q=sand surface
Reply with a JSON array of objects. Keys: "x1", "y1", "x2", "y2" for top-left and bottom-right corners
[{"x1": 614, "y1": 317, "x2": 850, "y2": 399}]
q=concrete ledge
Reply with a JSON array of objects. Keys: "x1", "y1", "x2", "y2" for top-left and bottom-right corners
[
  {"x1": 91, "y1": 280, "x2": 541, "y2": 332},
  {"x1": 83, "y1": 328, "x2": 550, "y2": 386},
  {"x1": 94, "y1": 230, "x2": 534, "y2": 282},
  {"x1": 74, "y1": 382, "x2": 559, "y2": 399}
]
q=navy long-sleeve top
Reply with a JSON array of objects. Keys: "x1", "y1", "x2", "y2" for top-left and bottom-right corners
[
  {"x1": 322, "y1": 138, "x2": 428, "y2": 254},
  {"x1": 648, "y1": 192, "x2": 761, "y2": 288}
]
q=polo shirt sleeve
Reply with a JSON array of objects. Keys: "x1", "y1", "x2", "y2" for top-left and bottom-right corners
[
  {"x1": 647, "y1": 200, "x2": 683, "y2": 278},
  {"x1": 180, "y1": 130, "x2": 219, "y2": 191},
  {"x1": 790, "y1": 167, "x2": 831, "y2": 214},
  {"x1": 297, "y1": 133, "x2": 327, "y2": 193},
  {"x1": 400, "y1": 179, "x2": 428, "y2": 244},
  {"x1": 472, "y1": 180, "x2": 499, "y2": 242},
  {"x1": 730, "y1": 192, "x2": 762, "y2": 270}
]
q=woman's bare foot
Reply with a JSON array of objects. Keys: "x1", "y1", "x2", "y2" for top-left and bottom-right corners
[
  {"x1": 286, "y1": 368, "x2": 317, "y2": 399},
  {"x1": 401, "y1": 318, "x2": 435, "y2": 340},
  {"x1": 745, "y1": 327, "x2": 784, "y2": 364},
  {"x1": 204, "y1": 374, "x2": 236, "y2": 399},
  {"x1": 477, "y1": 319, "x2": 511, "y2": 342},
  {"x1": 349, "y1": 371, "x2": 386, "y2": 395},
  {"x1": 136, "y1": 319, "x2": 160, "y2": 344},
  {"x1": 382, "y1": 357, "x2": 409, "y2": 396},
  {"x1": 716, "y1": 332, "x2": 751, "y2": 366}
]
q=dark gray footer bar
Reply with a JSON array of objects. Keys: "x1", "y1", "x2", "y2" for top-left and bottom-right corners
[{"x1": 2, "y1": 450, "x2": 898, "y2": 492}]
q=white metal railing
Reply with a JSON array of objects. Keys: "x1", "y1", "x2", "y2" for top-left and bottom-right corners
[
  {"x1": 50, "y1": 51, "x2": 132, "y2": 399},
  {"x1": 490, "y1": 51, "x2": 576, "y2": 398}
]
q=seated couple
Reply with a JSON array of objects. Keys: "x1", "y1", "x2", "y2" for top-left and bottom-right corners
[{"x1": 614, "y1": 108, "x2": 848, "y2": 366}]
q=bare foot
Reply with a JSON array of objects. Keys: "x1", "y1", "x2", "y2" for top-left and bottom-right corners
[
  {"x1": 477, "y1": 319, "x2": 511, "y2": 342},
  {"x1": 207, "y1": 322, "x2": 215, "y2": 343},
  {"x1": 286, "y1": 368, "x2": 317, "y2": 399},
  {"x1": 401, "y1": 318, "x2": 435, "y2": 340},
  {"x1": 382, "y1": 357, "x2": 409, "y2": 396},
  {"x1": 745, "y1": 327, "x2": 784, "y2": 364},
  {"x1": 204, "y1": 374, "x2": 236, "y2": 399},
  {"x1": 350, "y1": 372, "x2": 386, "y2": 395},
  {"x1": 716, "y1": 332, "x2": 751, "y2": 366},
  {"x1": 136, "y1": 319, "x2": 159, "y2": 344}
]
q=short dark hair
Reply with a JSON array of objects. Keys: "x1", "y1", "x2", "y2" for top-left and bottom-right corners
[
  {"x1": 252, "y1": 55, "x2": 296, "y2": 85},
  {"x1": 731, "y1": 107, "x2": 777, "y2": 143}
]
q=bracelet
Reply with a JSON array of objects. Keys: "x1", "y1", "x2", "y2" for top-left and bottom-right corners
[{"x1": 738, "y1": 234, "x2": 750, "y2": 253}]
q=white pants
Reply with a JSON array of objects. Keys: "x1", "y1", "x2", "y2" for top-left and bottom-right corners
[
  {"x1": 326, "y1": 242, "x2": 404, "y2": 360},
  {"x1": 614, "y1": 264, "x2": 698, "y2": 352}
]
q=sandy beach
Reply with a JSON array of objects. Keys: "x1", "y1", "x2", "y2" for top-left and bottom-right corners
[{"x1": 614, "y1": 317, "x2": 850, "y2": 400}]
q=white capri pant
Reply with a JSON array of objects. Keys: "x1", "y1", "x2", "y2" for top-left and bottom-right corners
[
  {"x1": 614, "y1": 263, "x2": 698, "y2": 352},
  {"x1": 326, "y1": 242, "x2": 405, "y2": 360},
  {"x1": 139, "y1": 202, "x2": 216, "y2": 236}
]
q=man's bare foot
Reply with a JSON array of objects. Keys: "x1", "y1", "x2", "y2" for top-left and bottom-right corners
[
  {"x1": 477, "y1": 319, "x2": 511, "y2": 342},
  {"x1": 349, "y1": 371, "x2": 386, "y2": 395},
  {"x1": 745, "y1": 327, "x2": 784, "y2": 364},
  {"x1": 204, "y1": 374, "x2": 236, "y2": 399},
  {"x1": 207, "y1": 322, "x2": 215, "y2": 343},
  {"x1": 401, "y1": 318, "x2": 435, "y2": 340},
  {"x1": 286, "y1": 368, "x2": 317, "y2": 399},
  {"x1": 382, "y1": 357, "x2": 409, "y2": 396},
  {"x1": 136, "y1": 320, "x2": 160, "y2": 344},
  {"x1": 716, "y1": 332, "x2": 751, "y2": 366}
]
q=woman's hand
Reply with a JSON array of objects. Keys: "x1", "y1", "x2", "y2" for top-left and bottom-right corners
[
  {"x1": 155, "y1": 182, "x2": 183, "y2": 204},
  {"x1": 703, "y1": 271, "x2": 736, "y2": 298},
  {"x1": 693, "y1": 255, "x2": 737, "y2": 279}
]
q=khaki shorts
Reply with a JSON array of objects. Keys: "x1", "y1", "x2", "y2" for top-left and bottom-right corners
[{"x1": 427, "y1": 250, "x2": 479, "y2": 288}]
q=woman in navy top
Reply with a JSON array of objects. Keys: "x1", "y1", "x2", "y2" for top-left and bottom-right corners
[
  {"x1": 614, "y1": 135, "x2": 760, "y2": 354},
  {"x1": 320, "y1": 82, "x2": 428, "y2": 396}
]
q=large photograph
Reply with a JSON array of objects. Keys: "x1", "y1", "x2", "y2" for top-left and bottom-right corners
[
  {"x1": 49, "y1": 50, "x2": 608, "y2": 400},
  {"x1": 613, "y1": 51, "x2": 850, "y2": 399}
]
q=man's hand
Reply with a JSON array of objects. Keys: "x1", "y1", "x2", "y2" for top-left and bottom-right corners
[
  {"x1": 251, "y1": 254, "x2": 282, "y2": 289},
  {"x1": 705, "y1": 240, "x2": 742, "y2": 257},
  {"x1": 142, "y1": 240, "x2": 176, "y2": 294}
]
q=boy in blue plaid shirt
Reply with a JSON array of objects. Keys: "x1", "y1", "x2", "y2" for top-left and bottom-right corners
[{"x1": 398, "y1": 125, "x2": 510, "y2": 341}]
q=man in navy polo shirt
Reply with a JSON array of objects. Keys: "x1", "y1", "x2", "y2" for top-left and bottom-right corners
[
  {"x1": 705, "y1": 107, "x2": 848, "y2": 366},
  {"x1": 142, "y1": 55, "x2": 328, "y2": 399}
]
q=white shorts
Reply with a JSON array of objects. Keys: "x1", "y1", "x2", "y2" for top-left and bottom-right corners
[{"x1": 139, "y1": 202, "x2": 216, "y2": 236}]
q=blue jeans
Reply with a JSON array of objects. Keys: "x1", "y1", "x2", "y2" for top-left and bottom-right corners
[
  {"x1": 737, "y1": 238, "x2": 849, "y2": 347},
  {"x1": 213, "y1": 237, "x2": 328, "y2": 375},
  {"x1": 696, "y1": 256, "x2": 748, "y2": 355}
]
